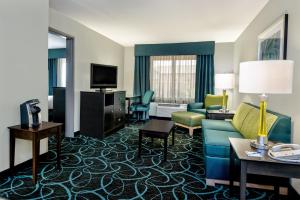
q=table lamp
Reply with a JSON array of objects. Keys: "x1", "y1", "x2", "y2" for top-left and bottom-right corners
[
  {"x1": 215, "y1": 73, "x2": 234, "y2": 112},
  {"x1": 239, "y1": 60, "x2": 294, "y2": 149}
]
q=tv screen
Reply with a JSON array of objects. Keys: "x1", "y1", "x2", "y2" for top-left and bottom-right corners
[{"x1": 90, "y1": 63, "x2": 118, "y2": 88}]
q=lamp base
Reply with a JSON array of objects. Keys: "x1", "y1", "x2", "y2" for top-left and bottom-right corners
[{"x1": 250, "y1": 136, "x2": 270, "y2": 150}]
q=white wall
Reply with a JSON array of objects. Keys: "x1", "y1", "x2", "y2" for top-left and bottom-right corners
[
  {"x1": 123, "y1": 47, "x2": 135, "y2": 96},
  {"x1": 123, "y1": 43, "x2": 234, "y2": 105},
  {"x1": 49, "y1": 9, "x2": 125, "y2": 132},
  {"x1": 0, "y1": 0, "x2": 49, "y2": 171},
  {"x1": 232, "y1": 0, "x2": 300, "y2": 191}
]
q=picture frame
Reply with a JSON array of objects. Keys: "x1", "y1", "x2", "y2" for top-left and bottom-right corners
[{"x1": 257, "y1": 14, "x2": 288, "y2": 60}]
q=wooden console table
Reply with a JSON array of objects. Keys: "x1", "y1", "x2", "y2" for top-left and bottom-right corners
[{"x1": 8, "y1": 122, "x2": 63, "y2": 184}]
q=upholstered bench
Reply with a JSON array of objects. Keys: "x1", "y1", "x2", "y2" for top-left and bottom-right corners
[{"x1": 171, "y1": 111, "x2": 205, "y2": 136}]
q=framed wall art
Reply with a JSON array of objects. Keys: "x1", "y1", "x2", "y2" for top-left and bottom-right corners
[{"x1": 257, "y1": 14, "x2": 288, "y2": 60}]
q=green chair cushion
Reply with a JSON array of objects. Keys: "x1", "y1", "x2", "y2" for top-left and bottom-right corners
[
  {"x1": 188, "y1": 108, "x2": 206, "y2": 115},
  {"x1": 202, "y1": 119, "x2": 237, "y2": 132},
  {"x1": 204, "y1": 94, "x2": 227, "y2": 109},
  {"x1": 204, "y1": 129, "x2": 243, "y2": 157},
  {"x1": 232, "y1": 103, "x2": 254, "y2": 131},
  {"x1": 240, "y1": 107, "x2": 278, "y2": 139},
  {"x1": 172, "y1": 111, "x2": 205, "y2": 127},
  {"x1": 129, "y1": 105, "x2": 149, "y2": 112}
]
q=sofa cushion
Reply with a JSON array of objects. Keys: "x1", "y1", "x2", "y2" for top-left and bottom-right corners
[
  {"x1": 240, "y1": 107, "x2": 278, "y2": 139},
  {"x1": 204, "y1": 129, "x2": 243, "y2": 157},
  {"x1": 189, "y1": 108, "x2": 206, "y2": 115},
  {"x1": 232, "y1": 103, "x2": 254, "y2": 131},
  {"x1": 172, "y1": 111, "x2": 205, "y2": 127},
  {"x1": 202, "y1": 119, "x2": 237, "y2": 132}
]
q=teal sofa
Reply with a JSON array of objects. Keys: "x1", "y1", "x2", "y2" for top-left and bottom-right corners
[{"x1": 202, "y1": 102, "x2": 291, "y2": 181}]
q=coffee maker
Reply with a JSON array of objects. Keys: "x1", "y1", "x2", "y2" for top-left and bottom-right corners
[{"x1": 20, "y1": 99, "x2": 42, "y2": 128}]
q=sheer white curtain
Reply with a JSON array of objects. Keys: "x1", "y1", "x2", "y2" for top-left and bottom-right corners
[
  {"x1": 150, "y1": 55, "x2": 196, "y2": 103},
  {"x1": 57, "y1": 58, "x2": 67, "y2": 87}
]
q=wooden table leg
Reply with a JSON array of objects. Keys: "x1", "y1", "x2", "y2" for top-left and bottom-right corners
[
  {"x1": 56, "y1": 126, "x2": 62, "y2": 170},
  {"x1": 229, "y1": 143, "x2": 235, "y2": 196},
  {"x1": 172, "y1": 127, "x2": 175, "y2": 146},
  {"x1": 164, "y1": 137, "x2": 168, "y2": 161},
  {"x1": 9, "y1": 131, "x2": 15, "y2": 171},
  {"x1": 32, "y1": 134, "x2": 40, "y2": 184},
  {"x1": 127, "y1": 99, "x2": 131, "y2": 116},
  {"x1": 240, "y1": 161, "x2": 247, "y2": 200},
  {"x1": 138, "y1": 131, "x2": 142, "y2": 158}
]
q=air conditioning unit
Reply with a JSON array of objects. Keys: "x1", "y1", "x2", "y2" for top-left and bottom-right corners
[{"x1": 149, "y1": 102, "x2": 187, "y2": 118}]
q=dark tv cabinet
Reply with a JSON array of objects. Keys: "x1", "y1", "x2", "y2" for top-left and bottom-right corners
[{"x1": 80, "y1": 90, "x2": 126, "y2": 139}]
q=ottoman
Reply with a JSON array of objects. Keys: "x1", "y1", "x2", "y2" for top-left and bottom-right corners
[{"x1": 171, "y1": 111, "x2": 205, "y2": 136}]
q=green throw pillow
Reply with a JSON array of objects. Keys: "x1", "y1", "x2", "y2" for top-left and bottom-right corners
[
  {"x1": 240, "y1": 107, "x2": 278, "y2": 139},
  {"x1": 232, "y1": 103, "x2": 254, "y2": 131}
]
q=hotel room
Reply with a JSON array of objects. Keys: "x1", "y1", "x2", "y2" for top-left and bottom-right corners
[{"x1": 0, "y1": 0, "x2": 300, "y2": 199}]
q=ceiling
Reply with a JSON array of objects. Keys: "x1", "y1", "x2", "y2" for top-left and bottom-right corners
[
  {"x1": 49, "y1": 0, "x2": 269, "y2": 47},
  {"x1": 48, "y1": 32, "x2": 66, "y2": 49}
]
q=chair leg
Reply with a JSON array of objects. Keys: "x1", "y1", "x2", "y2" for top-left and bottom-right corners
[{"x1": 189, "y1": 128, "x2": 193, "y2": 137}]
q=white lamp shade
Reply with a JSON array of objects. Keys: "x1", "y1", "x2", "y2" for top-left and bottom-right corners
[
  {"x1": 239, "y1": 60, "x2": 294, "y2": 94},
  {"x1": 215, "y1": 73, "x2": 234, "y2": 89}
]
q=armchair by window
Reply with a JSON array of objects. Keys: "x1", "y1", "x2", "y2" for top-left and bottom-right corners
[
  {"x1": 187, "y1": 94, "x2": 227, "y2": 115},
  {"x1": 129, "y1": 90, "x2": 154, "y2": 121}
]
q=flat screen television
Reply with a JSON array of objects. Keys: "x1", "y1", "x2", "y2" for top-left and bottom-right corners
[{"x1": 90, "y1": 63, "x2": 118, "y2": 89}]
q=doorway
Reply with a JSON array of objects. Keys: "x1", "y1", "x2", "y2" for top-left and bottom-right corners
[{"x1": 48, "y1": 28, "x2": 75, "y2": 137}]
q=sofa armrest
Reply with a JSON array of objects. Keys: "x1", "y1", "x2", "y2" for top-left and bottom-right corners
[{"x1": 187, "y1": 102, "x2": 204, "y2": 111}]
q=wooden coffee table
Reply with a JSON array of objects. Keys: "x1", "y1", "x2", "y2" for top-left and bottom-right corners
[{"x1": 138, "y1": 119, "x2": 174, "y2": 161}]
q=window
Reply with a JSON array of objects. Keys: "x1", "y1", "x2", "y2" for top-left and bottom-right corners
[
  {"x1": 57, "y1": 58, "x2": 67, "y2": 87},
  {"x1": 150, "y1": 55, "x2": 196, "y2": 103}
]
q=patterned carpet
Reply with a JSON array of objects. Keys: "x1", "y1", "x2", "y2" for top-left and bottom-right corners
[{"x1": 0, "y1": 123, "x2": 283, "y2": 199}]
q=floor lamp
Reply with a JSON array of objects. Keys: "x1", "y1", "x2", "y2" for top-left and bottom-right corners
[
  {"x1": 239, "y1": 60, "x2": 294, "y2": 150},
  {"x1": 215, "y1": 73, "x2": 234, "y2": 112}
]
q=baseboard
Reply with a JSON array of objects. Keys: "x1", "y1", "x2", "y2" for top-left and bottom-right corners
[
  {"x1": 206, "y1": 178, "x2": 290, "y2": 195},
  {"x1": 0, "y1": 152, "x2": 50, "y2": 179},
  {"x1": 74, "y1": 131, "x2": 80, "y2": 137}
]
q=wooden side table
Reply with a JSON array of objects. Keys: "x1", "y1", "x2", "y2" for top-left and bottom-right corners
[
  {"x1": 206, "y1": 110, "x2": 235, "y2": 120},
  {"x1": 8, "y1": 121, "x2": 63, "y2": 184},
  {"x1": 229, "y1": 138, "x2": 300, "y2": 200}
]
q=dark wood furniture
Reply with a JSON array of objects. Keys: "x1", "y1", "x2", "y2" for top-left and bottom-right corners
[
  {"x1": 80, "y1": 91, "x2": 126, "y2": 139},
  {"x1": 8, "y1": 122, "x2": 62, "y2": 184},
  {"x1": 126, "y1": 95, "x2": 141, "y2": 118},
  {"x1": 206, "y1": 110, "x2": 235, "y2": 120},
  {"x1": 53, "y1": 87, "x2": 66, "y2": 130},
  {"x1": 229, "y1": 138, "x2": 300, "y2": 200},
  {"x1": 138, "y1": 119, "x2": 174, "y2": 161}
]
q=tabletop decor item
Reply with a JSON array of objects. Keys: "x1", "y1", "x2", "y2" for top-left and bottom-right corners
[
  {"x1": 239, "y1": 60, "x2": 294, "y2": 150},
  {"x1": 215, "y1": 73, "x2": 234, "y2": 112}
]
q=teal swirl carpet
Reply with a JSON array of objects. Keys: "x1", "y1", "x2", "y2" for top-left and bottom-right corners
[{"x1": 0, "y1": 123, "x2": 281, "y2": 199}]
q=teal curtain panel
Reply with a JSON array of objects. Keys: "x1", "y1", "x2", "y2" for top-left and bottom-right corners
[
  {"x1": 135, "y1": 41, "x2": 214, "y2": 56},
  {"x1": 133, "y1": 56, "x2": 150, "y2": 96},
  {"x1": 195, "y1": 55, "x2": 215, "y2": 102},
  {"x1": 48, "y1": 58, "x2": 58, "y2": 95},
  {"x1": 48, "y1": 48, "x2": 66, "y2": 59}
]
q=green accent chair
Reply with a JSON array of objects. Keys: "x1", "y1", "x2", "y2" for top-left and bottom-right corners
[
  {"x1": 129, "y1": 90, "x2": 154, "y2": 121},
  {"x1": 187, "y1": 94, "x2": 228, "y2": 115},
  {"x1": 202, "y1": 102, "x2": 291, "y2": 183},
  {"x1": 171, "y1": 111, "x2": 206, "y2": 136}
]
